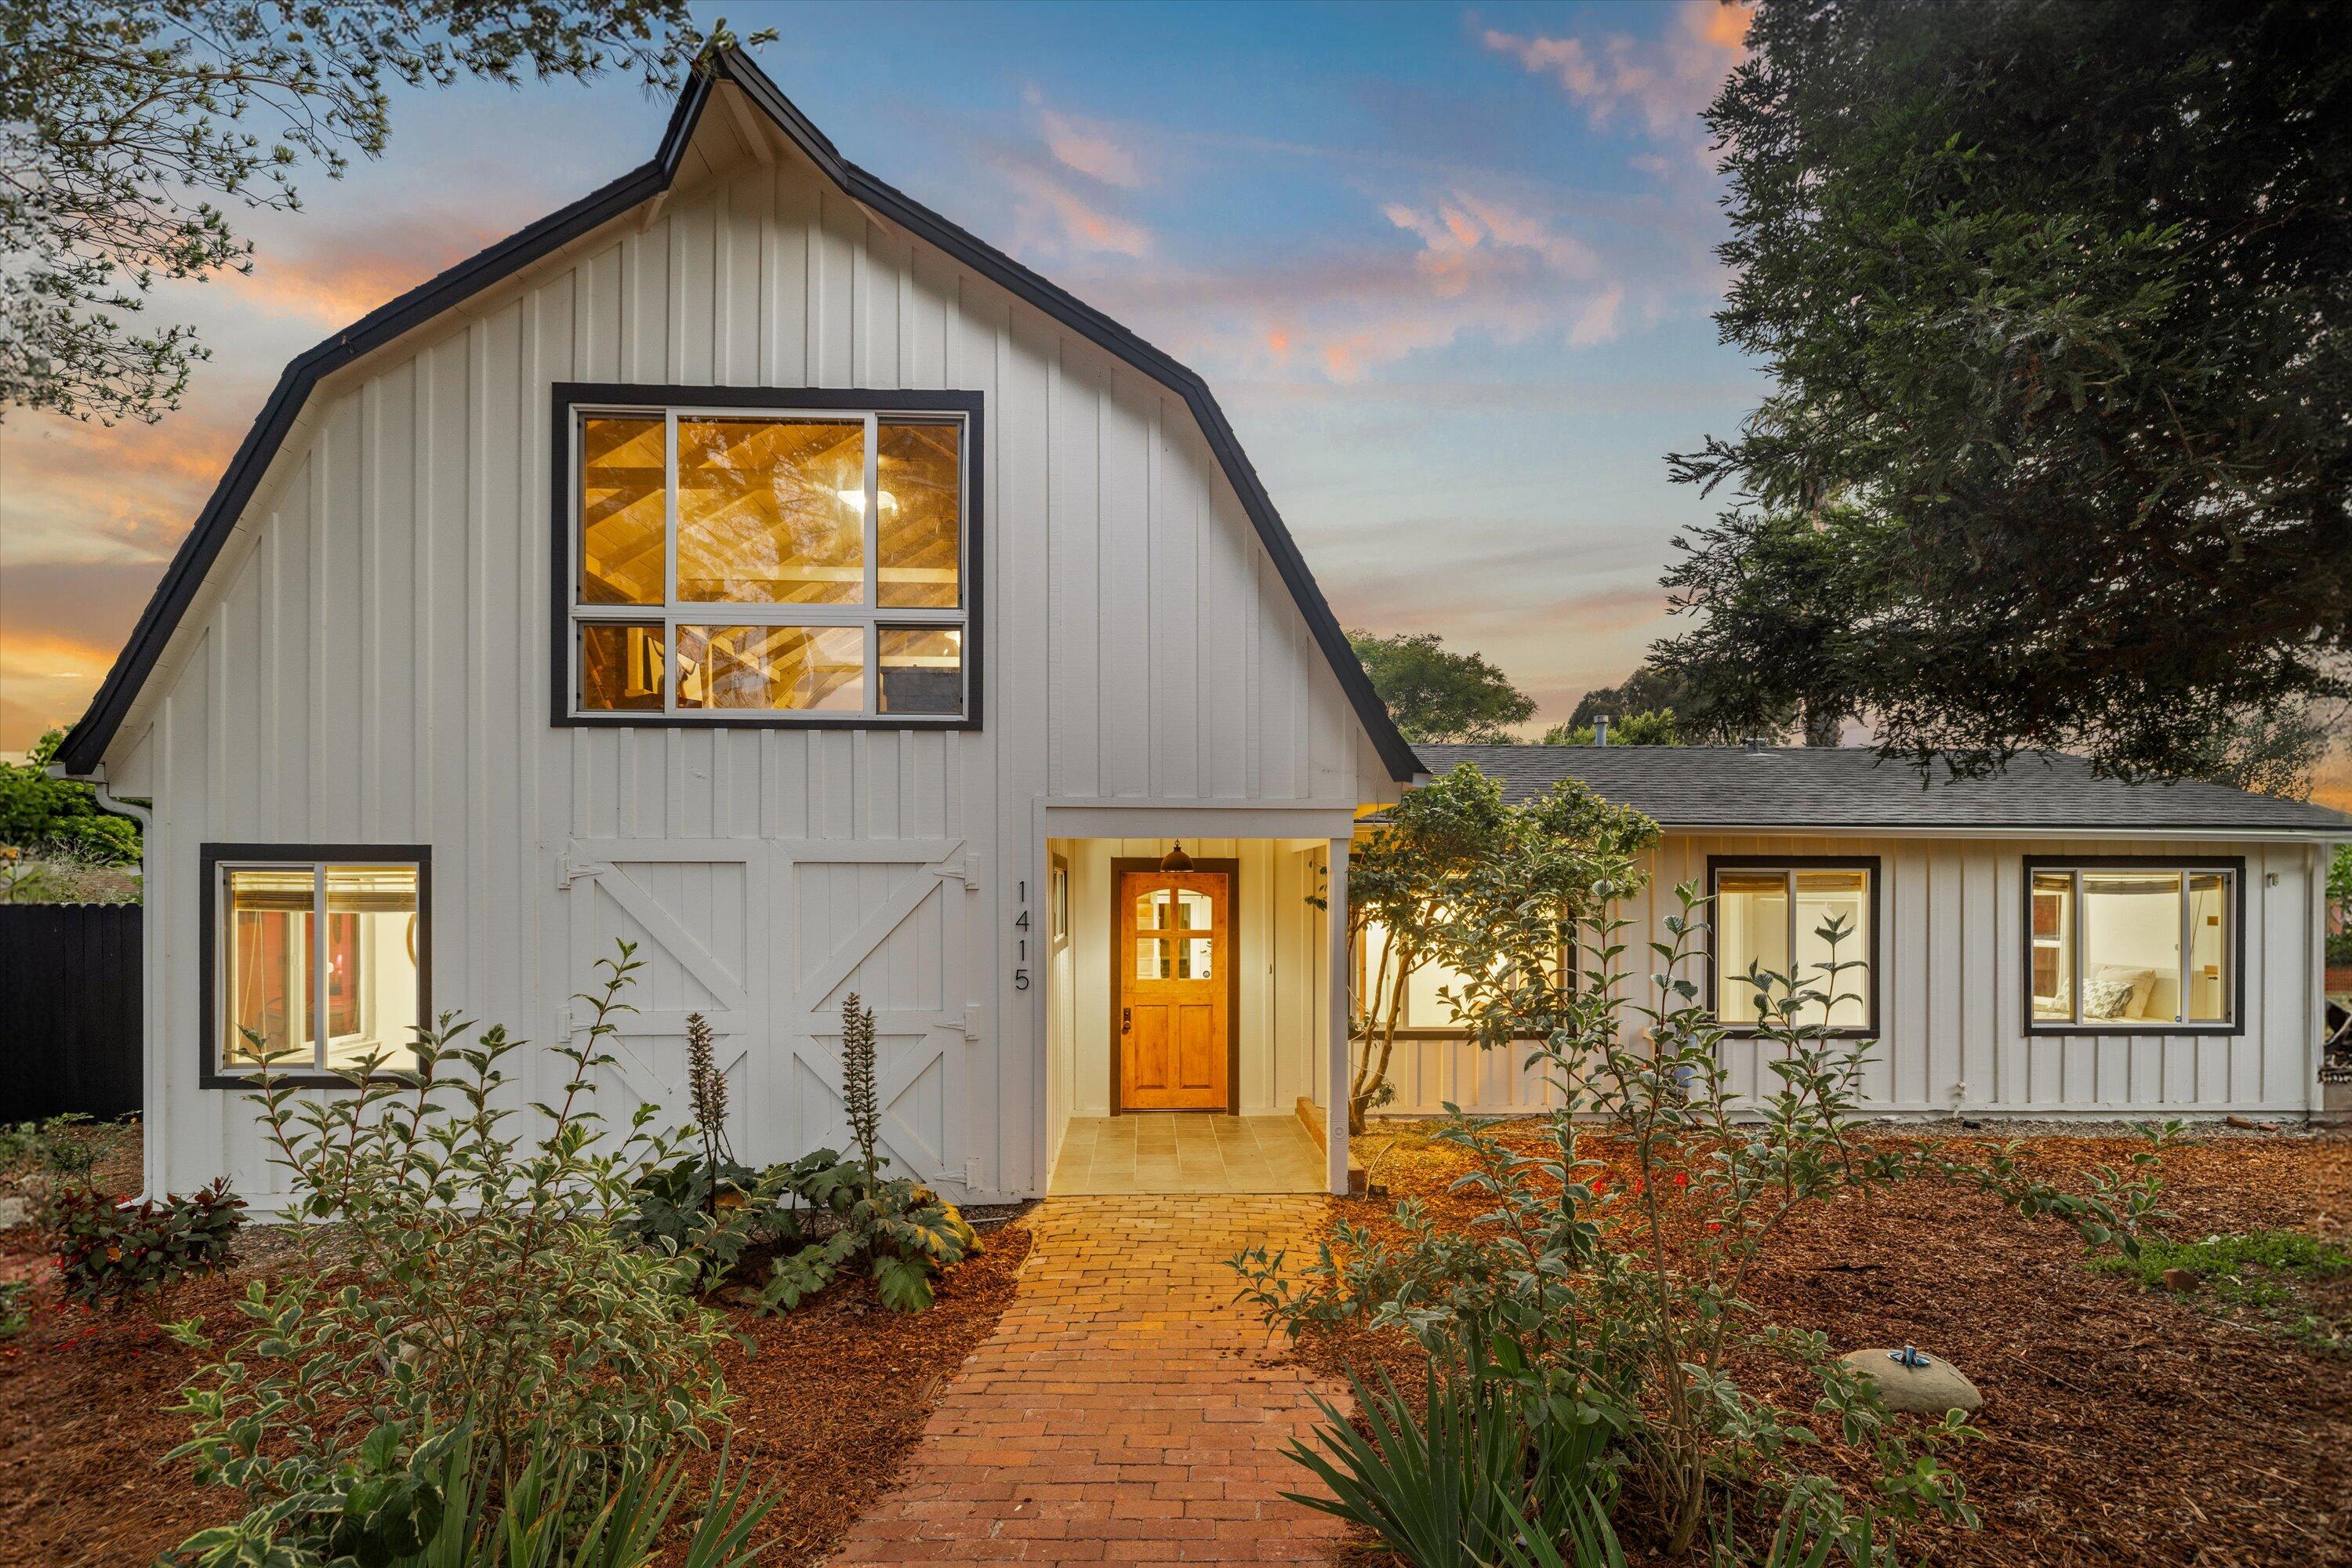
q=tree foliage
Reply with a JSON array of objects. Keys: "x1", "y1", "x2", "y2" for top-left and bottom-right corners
[
  {"x1": 1338, "y1": 764, "x2": 1657, "y2": 1134},
  {"x1": 1349, "y1": 631, "x2": 1535, "y2": 744},
  {"x1": 1663, "y1": 0, "x2": 2352, "y2": 781},
  {"x1": 0, "y1": 729, "x2": 139, "y2": 862},
  {"x1": 1538, "y1": 709, "x2": 1682, "y2": 747},
  {"x1": 0, "y1": 1, "x2": 768, "y2": 424}
]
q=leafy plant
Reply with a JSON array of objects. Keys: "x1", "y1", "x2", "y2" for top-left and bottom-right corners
[
  {"x1": 1348, "y1": 630, "x2": 1535, "y2": 744},
  {"x1": 47, "y1": 1178, "x2": 242, "y2": 1306},
  {"x1": 1284, "y1": 1355, "x2": 1614, "y2": 1568},
  {"x1": 751, "y1": 995, "x2": 978, "y2": 1315},
  {"x1": 167, "y1": 943, "x2": 731, "y2": 1537},
  {"x1": 842, "y1": 993, "x2": 882, "y2": 1187},
  {"x1": 0, "y1": 731, "x2": 139, "y2": 862},
  {"x1": 2092, "y1": 1229, "x2": 2351, "y2": 1352},
  {"x1": 0, "y1": 1280, "x2": 28, "y2": 1341},
  {"x1": 173, "y1": 1419, "x2": 772, "y2": 1568}
]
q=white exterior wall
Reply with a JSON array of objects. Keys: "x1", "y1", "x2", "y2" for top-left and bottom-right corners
[
  {"x1": 111, "y1": 112, "x2": 1390, "y2": 1206},
  {"x1": 1380, "y1": 831, "x2": 2328, "y2": 1120}
]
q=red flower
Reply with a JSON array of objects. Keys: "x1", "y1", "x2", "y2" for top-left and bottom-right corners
[
  {"x1": 1706, "y1": 1221, "x2": 1724, "y2": 1232},
  {"x1": 1671, "y1": 1172, "x2": 1690, "y2": 1189}
]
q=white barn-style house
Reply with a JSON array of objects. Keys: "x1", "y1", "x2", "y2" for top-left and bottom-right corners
[{"x1": 57, "y1": 54, "x2": 2350, "y2": 1209}]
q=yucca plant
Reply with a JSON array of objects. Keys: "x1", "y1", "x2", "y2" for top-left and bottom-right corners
[{"x1": 1283, "y1": 1356, "x2": 1611, "y2": 1568}]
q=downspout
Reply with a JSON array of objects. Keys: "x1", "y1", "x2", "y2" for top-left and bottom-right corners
[{"x1": 50, "y1": 765, "x2": 156, "y2": 1202}]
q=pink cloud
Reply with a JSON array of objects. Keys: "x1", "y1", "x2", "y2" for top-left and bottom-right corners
[
  {"x1": 1481, "y1": 1, "x2": 1751, "y2": 140},
  {"x1": 995, "y1": 158, "x2": 1154, "y2": 258},
  {"x1": 1025, "y1": 87, "x2": 1145, "y2": 189}
]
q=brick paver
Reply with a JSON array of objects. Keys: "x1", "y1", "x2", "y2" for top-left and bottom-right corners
[{"x1": 831, "y1": 1196, "x2": 1351, "y2": 1566}]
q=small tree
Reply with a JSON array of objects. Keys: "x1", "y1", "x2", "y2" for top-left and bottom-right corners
[
  {"x1": 1338, "y1": 765, "x2": 1657, "y2": 1134},
  {"x1": 841, "y1": 992, "x2": 881, "y2": 1189}
]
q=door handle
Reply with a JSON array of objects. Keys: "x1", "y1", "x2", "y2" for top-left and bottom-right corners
[{"x1": 1122, "y1": 1007, "x2": 1131, "y2": 1035}]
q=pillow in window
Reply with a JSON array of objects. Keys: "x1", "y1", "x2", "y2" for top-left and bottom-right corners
[
  {"x1": 2089, "y1": 964, "x2": 2158, "y2": 1018},
  {"x1": 2082, "y1": 973, "x2": 2140, "y2": 1021}
]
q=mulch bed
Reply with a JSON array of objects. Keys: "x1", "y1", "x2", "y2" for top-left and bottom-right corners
[
  {"x1": 1290, "y1": 1124, "x2": 2352, "y2": 1568},
  {"x1": 0, "y1": 1184, "x2": 1032, "y2": 1568}
]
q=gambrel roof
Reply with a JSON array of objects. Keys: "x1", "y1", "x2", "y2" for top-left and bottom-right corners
[{"x1": 59, "y1": 49, "x2": 1419, "y2": 782}]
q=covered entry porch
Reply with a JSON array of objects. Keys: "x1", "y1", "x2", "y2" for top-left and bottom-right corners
[{"x1": 1037, "y1": 807, "x2": 1353, "y2": 1195}]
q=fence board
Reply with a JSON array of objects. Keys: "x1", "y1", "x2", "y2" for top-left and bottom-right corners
[{"x1": 0, "y1": 904, "x2": 142, "y2": 1121}]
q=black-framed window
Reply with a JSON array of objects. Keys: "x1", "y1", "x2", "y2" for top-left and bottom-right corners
[
  {"x1": 2024, "y1": 857, "x2": 2243, "y2": 1034},
  {"x1": 550, "y1": 384, "x2": 983, "y2": 730},
  {"x1": 201, "y1": 844, "x2": 431, "y2": 1085},
  {"x1": 1706, "y1": 857, "x2": 1880, "y2": 1036}
]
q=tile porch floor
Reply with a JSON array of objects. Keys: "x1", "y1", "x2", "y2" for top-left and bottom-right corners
[{"x1": 1048, "y1": 1113, "x2": 1326, "y2": 1195}]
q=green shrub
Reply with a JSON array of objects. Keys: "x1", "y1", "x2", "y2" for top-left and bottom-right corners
[
  {"x1": 1238, "y1": 789, "x2": 2169, "y2": 1562},
  {"x1": 752, "y1": 994, "x2": 979, "y2": 1315},
  {"x1": 1285, "y1": 1355, "x2": 1615, "y2": 1568},
  {"x1": 47, "y1": 1179, "x2": 242, "y2": 1305},
  {"x1": 174, "y1": 1420, "x2": 771, "y2": 1568},
  {"x1": 0, "y1": 1280, "x2": 27, "y2": 1341},
  {"x1": 167, "y1": 943, "x2": 735, "y2": 1554}
]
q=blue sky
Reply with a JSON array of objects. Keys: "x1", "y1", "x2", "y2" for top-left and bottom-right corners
[{"x1": 0, "y1": 0, "x2": 1766, "y2": 753}]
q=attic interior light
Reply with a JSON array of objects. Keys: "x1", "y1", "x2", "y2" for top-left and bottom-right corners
[{"x1": 833, "y1": 488, "x2": 901, "y2": 513}]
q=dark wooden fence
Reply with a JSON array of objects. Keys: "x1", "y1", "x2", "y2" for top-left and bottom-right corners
[{"x1": 0, "y1": 903, "x2": 141, "y2": 1121}]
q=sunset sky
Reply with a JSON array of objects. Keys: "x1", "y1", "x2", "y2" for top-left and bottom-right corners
[{"x1": 2, "y1": 1, "x2": 2341, "y2": 805}]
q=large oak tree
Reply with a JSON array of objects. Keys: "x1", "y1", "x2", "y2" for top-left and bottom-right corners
[{"x1": 1660, "y1": 0, "x2": 2351, "y2": 782}]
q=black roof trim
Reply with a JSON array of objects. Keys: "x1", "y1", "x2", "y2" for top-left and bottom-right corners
[{"x1": 60, "y1": 52, "x2": 1417, "y2": 782}]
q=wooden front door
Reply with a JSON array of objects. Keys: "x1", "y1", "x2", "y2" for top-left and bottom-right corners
[{"x1": 1116, "y1": 867, "x2": 1232, "y2": 1110}]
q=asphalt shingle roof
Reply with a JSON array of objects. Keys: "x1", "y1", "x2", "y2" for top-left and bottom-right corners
[{"x1": 1410, "y1": 746, "x2": 2352, "y2": 836}]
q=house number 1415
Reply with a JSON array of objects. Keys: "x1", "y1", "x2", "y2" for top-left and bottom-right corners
[{"x1": 1012, "y1": 880, "x2": 1031, "y2": 990}]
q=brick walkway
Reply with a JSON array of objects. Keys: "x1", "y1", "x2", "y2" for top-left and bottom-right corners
[{"x1": 831, "y1": 1196, "x2": 1352, "y2": 1565}]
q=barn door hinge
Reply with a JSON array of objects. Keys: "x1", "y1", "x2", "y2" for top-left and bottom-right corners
[
  {"x1": 934, "y1": 852, "x2": 982, "y2": 892},
  {"x1": 936, "y1": 1004, "x2": 982, "y2": 1040},
  {"x1": 555, "y1": 851, "x2": 610, "y2": 891}
]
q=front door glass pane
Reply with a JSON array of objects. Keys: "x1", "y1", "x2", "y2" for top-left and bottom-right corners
[
  {"x1": 1179, "y1": 935, "x2": 1213, "y2": 980},
  {"x1": 1136, "y1": 938, "x2": 1171, "y2": 980},
  {"x1": 677, "y1": 419, "x2": 866, "y2": 604},
  {"x1": 876, "y1": 422, "x2": 960, "y2": 608}
]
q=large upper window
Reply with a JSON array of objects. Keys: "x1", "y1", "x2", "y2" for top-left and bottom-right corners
[
  {"x1": 563, "y1": 391, "x2": 976, "y2": 724},
  {"x1": 204, "y1": 848, "x2": 427, "y2": 1080},
  {"x1": 1708, "y1": 860, "x2": 1876, "y2": 1033},
  {"x1": 2027, "y1": 860, "x2": 2239, "y2": 1032}
]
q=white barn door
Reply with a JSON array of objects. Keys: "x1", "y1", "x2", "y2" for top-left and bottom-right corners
[
  {"x1": 782, "y1": 840, "x2": 977, "y2": 1190},
  {"x1": 561, "y1": 837, "x2": 978, "y2": 1189},
  {"x1": 561, "y1": 841, "x2": 769, "y2": 1158}
]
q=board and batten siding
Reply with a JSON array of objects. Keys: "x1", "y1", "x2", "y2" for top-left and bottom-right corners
[
  {"x1": 1379, "y1": 832, "x2": 2325, "y2": 1119},
  {"x1": 106, "y1": 122, "x2": 1388, "y2": 1206}
]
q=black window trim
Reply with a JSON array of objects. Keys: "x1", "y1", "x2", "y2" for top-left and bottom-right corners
[
  {"x1": 1704, "y1": 855, "x2": 1883, "y2": 1040},
  {"x1": 548, "y1": 382, "x2": 985, "y2": 732},
  {"x1": 2020, "y1": 854, "x2": 2247, "y2": 1038},
  {"x1": 199, "y1": 842, "x2": 434, "y2": 1089}
]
